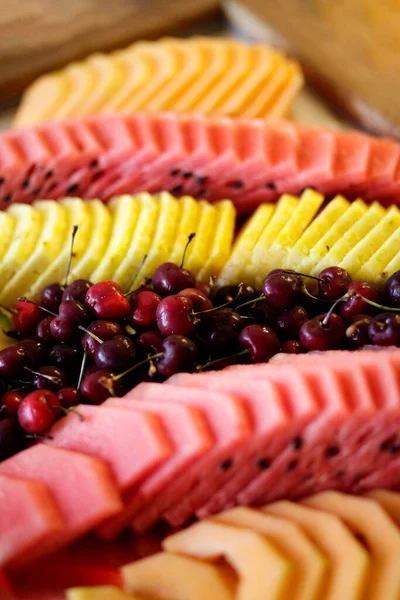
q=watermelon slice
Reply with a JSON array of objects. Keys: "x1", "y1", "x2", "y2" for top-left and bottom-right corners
[
  {"x1": 0, "y1": 446, "x2": 122, "y2": 569},
  {"x1": 0, "y1": 474, "x2": 64, "y2": 571},
  {"x1": 0, "y1": 570, "x2": 13, "y2": 598},
  {"x1": 2, "y1": 113, "x2": 400, "y2": 214},
  {"x1": 96, "y1": 399, "x2": 213, "y2": 539}
]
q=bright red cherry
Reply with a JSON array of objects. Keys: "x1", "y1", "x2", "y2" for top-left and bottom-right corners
[
  {"x1": 130, "y1": 290, "x2": 162, "y2": 330},
  {"x1": 178, "y1": 288, "x2": 213, "y2": 312},
  {"x1": 1, "y1": 390, "x2": 23, "y2": 418},
  {"x1": 239, "y1": 324, "x2": 280, "y2": 362},
  {"x1": 318, "y1": 267, "x2": 352, "y2": 301},
  {"x1": 57, "y1": 387, "x2": 80, "y2": 409},
  {"x1": 81, "y1": 320, "x2": 123, "y2": 357},
  {"x1": 156, "y1": 295, "x2": 196, "y2": 337},
  {"x1": 18, "y1": 390, "x2": 60, "y2": 434},
  {"x1": 85, "y1": 281, "x2": 130, "y2": 319},
  {"x1": 13, "y1": 300, "x2": 42, "y2": 335},
  {"x1": 80, "y1": 370, "x2": 124, "y2": 404},
  {"x1": 340, "y1": 281, "x2": 381, "y2": 318},
  {"x1": 299, "y1": 313, "x2": 345, "y2": 351}
]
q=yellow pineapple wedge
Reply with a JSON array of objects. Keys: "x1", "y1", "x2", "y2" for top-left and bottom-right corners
[
  {"x1": 198, "y1": 200, "x2": 236, "y2": 283},
  {"x1": 168, "y1": 195, "x2": 202, "y2": 266},
  {"x1": 184, "y1": 200, "x2": 218, "y2": 276}
]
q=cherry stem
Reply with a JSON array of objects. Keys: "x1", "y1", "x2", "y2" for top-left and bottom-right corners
[
  {"x1": 125, "y1": 254, "x2": 148, "y2": 294},
  {"x1": 193, "y1": 284, "x2": 247, "y2": 316},
  {"x1": 112, "y1": 352, "x2": 163, "y2": 382},
  {"x1": 18, "y1": 297, "x2": 56, "y2": 316},
  {"x1": 64, "y1": 225, "x2": 78, "y2": 286},
  {"x1": 301, "y1": 286, "x2": 332, "y2": 303},
  {"x1": 78, "y1": 326, "x2": 103, "y2": 344},
  {"x1": 197, "y1": 349, "x2": 249, "y2": 372},
  {"x1": 77, "y1": 349, "x2": 87, "y2": 390},
  {"x1": 281, "y1": 269, "x2": 325, "y2": 283},
  {"x1": 180, "y1": 233, "x2": 196, "y2": 268},
  {"x1": 25, "y1": 433, "x2": 53, "y2": 441},
  {"x1": 232, "y1": 293, "x2": 265, "y2": 312},
  {"x1": 357, "y1": 295, "x2": 400, "y2": 313},
  {"x1": 24, "y1": 367, "x2": 60, "y2": 383},
  {"x1": 57, "y1": 405, "x2": 84, "y2": 421},
  {"x1": 321, "y1": 296, "x2": 345, "y2": 327},
  {"x1": 0, "y1": 303, "x2": 18, "y2": 316}
]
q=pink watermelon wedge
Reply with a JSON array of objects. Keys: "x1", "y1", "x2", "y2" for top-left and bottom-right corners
[
  {"x1": 2, "y1": 113, "x2": 400, "y2": 214},
  {"x1": 0, "y1": 446, "x2": 122, "y2": 570}
]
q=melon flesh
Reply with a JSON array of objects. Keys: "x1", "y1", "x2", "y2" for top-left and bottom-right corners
[
  {"x1": 96, "y1": 398, "x2": 213, "y2": 539},
  {"x1": 122, "y1": 552, "x2": 235, "y2": 600},
  {"x1": 265, "y1": 501, "x2": 370, "y2": 600},
  {"x1": 304, "y1": 492, "x2": 400, "y2": 600},
  {"x1": 0, "y1": 445, "x2": 122, "y2": 568},
  {"x1": 125, "y1": 382, "x2": 253, "y2": 528},
  {"x1": 367, "y1": 490, "x2": 400, "y2": 526},
  {"x1": 217, "y1": 507, "x2": 326, "y2": 600},
  {"x1": 0, "y1": 474, "x2": 64, "y2": 570},
  {"x1": 163, "y1": 520, "x2": 291, "y2": 600},
  {"x1": 2, "y1": 113, "x2": 400, "y2": 215}
]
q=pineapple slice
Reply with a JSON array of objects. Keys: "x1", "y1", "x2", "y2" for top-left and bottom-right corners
[
  {"x1": 0, "y1": 205, "x2": 43, "y2": 292},
  {"x1": 265, "y1": 501, "x2": 369, "y2": 600},
  {"x1": 218, "y1": 203, "x2": 275, "y2": 286},
  {"x1": 122, "y1": 552, "x2": 234, "y2": 600},
  {"x1": 356, "y1": 226, "x2": 400, "y2": 285},
  {"x1": 168, "y1": 195, "x2": 202, "y2": 266},
  {"x1": 217, "y1": 507, "x2": 326, "y2": 600},
  {"x1": 285, "y1": 195, "x2": 350, "y2": 271},
  {"x1": 304, "y1": 492, "x2": 400, "y2": 600},
  {"x1": 198, "y1": 200, "x2": 236, "y2": 282},
  {"x1": 248, "y1": 194, "x2": 299, "y2": 288},
  {"x1": 70, "y1": 200, "x2": 112, "y2": 281},
  {"x1": 184, "y1": 201, "x2": 218, "y2": 277},
  {"x1": 67, "y1": 586, "x2": 142, "y2": 600},
  {"x1": 164, "y1": 520, "x2": 291, "y2": 600},
  {"x1": 0, "y1": 201, "x2": 68, "y2": 306},
  {"x1": 91, "y1": 195, "x2": 142, "y2": 285},
  {"x1": 29, "y1": 199, "x2": 91, "y2": 299},
  {"x1": 114, "y1": 194, "x2": 159, "y2": 291},
  {"x1": 0, "y1": 211, "x2": 16, "y2": 266}
]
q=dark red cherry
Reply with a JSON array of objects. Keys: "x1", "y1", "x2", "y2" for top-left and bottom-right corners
[
  {"x1": 239, "y1": 324, "x2": 280, "y2": 362},
  {"x1": 318, "y1": 266, "x2": 352, "y2": 301},
  {"x1": 130, "y1": 290, "x2": 162, "y2": 330},
  {"x1": 263, "y1": 272, "x2": 302, "y2": 309},
  {"x1": 152, "y1": 262, "x2": 196, "y2": 296},
  {"x1": 94, "y1": 335, "x2": 136, "y2": 372},
  {"x1": 178, "y1": 288, "x2": 213, "y2": 312},
  {"x1": 57, "y1": 387, "x2": 80, "y2": 409},
  {"x1": 299, "y1": 313, "x2": 345, "y2": 351},
  {"x1": 18, "y1": 389, "x2": 60, "y2": 434},
  {"x1": 50, "y1": 316, "x2": 78, "y2": 341},
  {"x1": 250, "y1": 298, "x2": 278, "y2": 327},
  {"x1": 0, "y1": 346, "x2": 31, "y2": 379},
  {"x1": 32, "y1": 366, "x2": 68, "y2": 392},
  {"x1": 156, "y1": 335, "x2": 198, "y2": 379},
  {"x1": 80, "y1": 370, "x2": 124, "y2": 404},
  {"x1": 281, "y1": 340, "x2": 305, "y2": 354},
  {"x1": 137, "y1": 330, "x2": 165, "y2": 356},
  {"x1": 212, "y1": 284, "x2": 257, "y2": 309},
  {"x1": 58, "y1": 300, "x2": 89, "y2": 325},
  {"x1": 156, "y1": 295, "x2": 196, "y2": 337},
  {"x1": 85, "y1": 281, "x2": 130, "y2": 320},
  {"x1": 368, "y1": 313, "x2": 400, "y2": 346},
  {"x1": 1, "y1": 391, "x2": 23, "y2": 418},
  {"x1": 345, "y1": 316, "x2": 372, "y2": 349},
  {"x1": 275, "y1": 306, "x2": 309, "y2": 338},
  {"x1": 62, "y1": 279, "x2": 93, "y2": 303},
  {"x1": 0, "y1": 419, "x2": 22, "y2": 460},
  {"x1": 385, "y1": 271, "x2": 400, "y2": 307},
  {"x1": 48, "y1": 344, "x2": 80, "y2": 374},
  {"x1": 340, "y1": 281, "x2": 381, "y2": 318},
  {"x1": 81, "y1": 320, "x2": 123, "y2": 357},
  {"x1": 19, "y1": 338, "x2": 46, "y2": 366},
  {"x1": 36, "y1": 316, "x2": 55, "y2": 341},
  {"x1": 195, "y1": 281, "x2": 211, "y2": 297},
  {"x1": 204, "y1": 309, "x2": 243, "y2": 353},
  {"x1": 40, "y1": 283, "x2": 64, "y2": 313}
]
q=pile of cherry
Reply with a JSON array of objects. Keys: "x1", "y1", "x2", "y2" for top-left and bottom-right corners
[{"x1": 1, "y1": 244, "x2": 400, "y2": 461}]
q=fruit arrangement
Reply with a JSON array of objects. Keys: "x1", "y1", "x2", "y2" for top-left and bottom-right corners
[{"x1": 15, "y1": 37, "x2": 303, "y2": 127}]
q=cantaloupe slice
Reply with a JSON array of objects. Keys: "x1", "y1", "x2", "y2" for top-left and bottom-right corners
[
  {"x1": 366, "y1": 490, "x2": 400, "y2": 526},
  {"x1": 265, "y1": 501, "x2": 369, "y2": 600},
  {"x1": 304, "y1": 492, "x2": 400, "y2": 600},
  {"x1": 198, "y1": 200, "x2": 236, "y2": 282},
  {"x1": 122, "y1": 552, "x2": 235, "y2": 600},
  {"x1": 216, "y1": 507, "x2": 326, "y2": 600},
  {"x1": 163, "y1": 520, "x2": 291, "y2": 600},
  {"x1": 67, "y1": 586, "x2": 143, "y2": 600}
]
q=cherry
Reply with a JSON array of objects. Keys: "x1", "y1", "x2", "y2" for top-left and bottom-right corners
[
  {"x1": 178, "y1": 288, "x2": 213, "y2": 312},
  {"x1": 281, "y1": 340, "x2": 305, "y2": 354},
  {"x1": 19, "y1": 338, "x2": 46, "y2": 366},
  {"x1": 156, "y1": 335, "x2": 198, "y2": 378},
  {"x1": 32, "y1": 366, "x2": 68, "y2": 392},
  {"x1": 1, "y1": 391, "x2": 23, "y2": 418},
  {"x1": 80, "y1": 370, "x2": 124, "y2": 404},
  {"x1": 130, "y1": 290, "x2": 162, "y2": 330},
  {"x1": 48, "y1": 344, "x2": 80, "y2": 374},
  {"x1": 345, "y1": 316, "x2": 372, "y2": 349},
  {"x1": 40, "y1": 283, "x2": 64, "y2": 313},
  {"x1": 57, "y1": 387, "x2": 80, "y2": 409},
  {"x1": 263, "y1": 272, "x2": 302, "y2": 309},
  {"x1": 85, "y1": 281, "x2": 130, "y2": 319},
  {"x1": 275, "y1": 306, "x2": 309, "y2": 338},
  {"x1": 318, "y1": 266, "x2": 351, "y2": 301},
  {"x1": 250, "y1": 298, "x2": 278, "y2": 327},
  {"x1": 195, "y1": 281, "x2": 211, "y2": 297},
  {"x1": 385, "y1": 271, "x2": 400, "y2": 307},
  {"x1": 94, "y1": 335, "x2": 136, "y2": 372},
  {"x1": 203, "y1": 308, "x2": 243, "y2": 353},
  {"x1": 0, "y1": 419, "x2": 22, "y2": 461},
  {"x1": 137, "y1": 330, "x2": 165, "y2": 356},
  {"x1": 81, "y1": 320, "x2": 123, "y2": 357},
  {"x1": 62, "y1": 279, "x2": 92, "y2": 303},
  {"x1": 368, "y1": 313, "x2": 400, "y2": 346},
  {"x1": 239, "y1": 324, "x2": 280, "y2": 362},
  {"x1": 156, "y1": 295, "x2": 196, "y2": 337},
  {"x1": 18, "y1": 389, "x2": 60, "y2": 434},
  {"x1": 50, "y1": 316, "x2": 78, "y2": 341},
  {"x1": 212, "y1": 284, "x2": 257, "y2": 309},
  {"x1": 58, "y1": 300, "x2": 89, "y2": 325},
  {"x1": 299, "y1": 313, "x2": 345, "y2": 351},
  {"x1": 0, "y1": 346, "x2": 31, "y2": 379},
  {"x1": 12, "y1": 300, "x2": 42, "y2": 335},
  {"x1": 36, "y1": 316, "x2": 55, "y2": 341},
  {"x1": 152, "y1": 263, "x2": 196, "y2": 296},
  {"x1": 340, "y1": 281, "x2": 381, "y2": 318}
]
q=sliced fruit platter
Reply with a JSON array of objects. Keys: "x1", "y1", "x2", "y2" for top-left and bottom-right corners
[{"x1": 2, "y1": 35, "x2": 400, "y2": 600}]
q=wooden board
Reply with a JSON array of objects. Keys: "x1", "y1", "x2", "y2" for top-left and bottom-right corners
[
  {"x1": 224, "y1": 0, "x2": 400, "y2": 138},
  {"x1": 0, "y1": 0, "x2": 220, "y2": 102}
]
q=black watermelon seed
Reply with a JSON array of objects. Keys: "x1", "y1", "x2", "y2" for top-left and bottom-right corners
[
  {"x1": 22, "y1": 179, "x2": 30, "y2": 189},
  {"x1": 286, "y1": 460, "x2": 298, "y2": 472},
  {"x1": 195, "y1": 176, "x2": 208, "y2": 186},
  {"x1": 220, "y1": 459, "x2": 233, "y2": 471},
  {"x1": 0, "y1": 178, "x2": 4, "y2": 186},
  {"x1": 45, "y1": 170, "x2": 54, "y2": 180},
  {"x1": 390, "y1": 444, "x2": 400, "y2": 455},
  {"x1": 3, "y1": 194, "x2": 12, "y2": 204},
  {"x1": 66, "y1": 183, "x2": 79, "y2": 195},
  {"x1": 265, "y1": 182, "x2": 277, "y2": 190},
  {"x1": 90, "y1": 159, "x2": 99, "y2": 169},
  {"x1": 257, "y1": 458, "x2": 270, "y2": 470},
  {"x1": 326, "y1": 446, "x2": 340, "y2": 458},
  {"x1": 33, "y1": 188, "x2": 41, "y2": 195},
  {"x1": 169, "y1": 169, "x2": 181, "y2": 177},
  {"x1": 183, "y1": 172, "x2": 193, "y2": 179},
  {"x1": 380, "y1": 436, "x2": 396, "y2": 451},
  {"x1": 171, "y1": 185, "x2": 183, "y2": 195},
  {"x1": 292, "y1": 436, "x2": 303, "y2": 450},
  {"x1": 228, "y1": 180, "x2": 244, "y2": 189}
]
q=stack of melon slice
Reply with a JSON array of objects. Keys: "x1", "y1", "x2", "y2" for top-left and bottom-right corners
[
  {"x1": 68, "y1": 490, "x2": 400, "y2": 599},
  {"x1": 15, "y1": 37, "x2": 303, "y2": 127},
  {"x1": 219, "y1": 188, "x2": 400, "y2": 288},
  {"x1": 0, "y1": 193, "x2": 235, "y2": 305}
]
